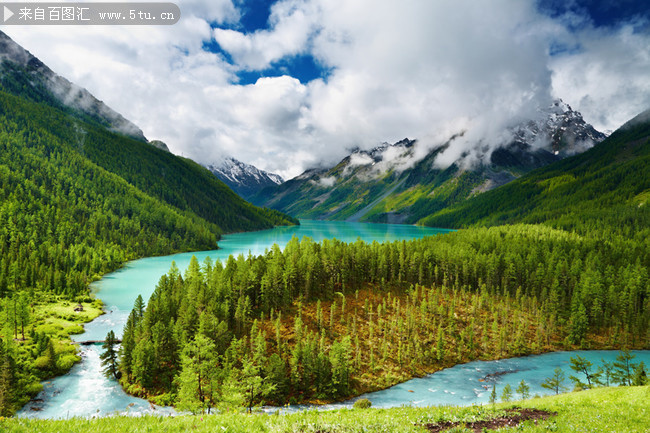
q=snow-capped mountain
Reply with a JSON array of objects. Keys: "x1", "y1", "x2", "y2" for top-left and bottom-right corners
[
  {"x1": 513, "y1": 100, "x2": 606, "y2": 156},
  {"x1": 206, "y1": 157, "x2": 283, "y2": 200},
  {"x1": 0, "y1": 30, "x2": 146, "y2": 141},
  {"x1": 251, "y1": 101, "x2": 606, "y2": 223}
]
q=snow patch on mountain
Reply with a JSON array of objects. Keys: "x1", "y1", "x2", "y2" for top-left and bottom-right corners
[{"x1": 206, "y1": 157, "x2": 284, "y2": 200}]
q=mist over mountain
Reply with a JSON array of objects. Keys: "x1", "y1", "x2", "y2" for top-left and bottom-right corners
[
  {"x1": 0, "y1": 30, "x2": 146, "y2": 141},
  {"x1": 251, "y1": 100, "x2": 605, "y2": 223}
]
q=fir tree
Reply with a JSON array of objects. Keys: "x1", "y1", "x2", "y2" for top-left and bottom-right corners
[
  {"x1": 100, "y1": 330, "x2": 120, "y2": 380},
  {"x1": 541, "y1": 367, "x2": 567, "y2": 395},
  {"x1": 516, "y1": 379, "x2": 530, "y2": 400}
]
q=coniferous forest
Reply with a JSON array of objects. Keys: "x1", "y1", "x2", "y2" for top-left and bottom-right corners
[
  {"x1": 114, "y1": 112, "x2": 650, "y2": 412},
  {"x1": 118, "y1": 223, "x2": 648, "y2": 412},
  {"x1": 0, "y1": 87, "x2": 296, "y2": 415},
  {"x1": 0, "y1": 44, "x2": 648, "y2": 420}
]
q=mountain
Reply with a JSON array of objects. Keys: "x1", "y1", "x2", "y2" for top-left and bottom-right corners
[
  {"x1": 251, "y1": 101, "x2": 605, "y2": 224},
  {"x1": 0, "y1": 30, "x2": 296, "y2": 235},
  {"x1": 205, "y1": 157, "x2": 283, "y2": 200},
  {"x1": 0, "y1": 31, "x2": 146, "y2": 141},
  {"x1": 0, "y1": 31, "x2": 297, "y2": 415},
  {"x1": 420, "y1": 107, "x2": 650, "y2": 231}
]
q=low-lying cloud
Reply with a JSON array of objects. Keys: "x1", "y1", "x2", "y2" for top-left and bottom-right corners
[{"x1": 5, "y1": 0, "x2": 649, "y2": 179}]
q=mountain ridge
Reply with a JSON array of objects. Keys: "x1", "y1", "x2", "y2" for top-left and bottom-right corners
[
  {"x1": 251, "y1": 101, "x2": 605, "y2": 224},
  {"x1": 205, "y1": 157, "x2": 283, "y2": 201},
  {"x1": 0, "y1": 31, "x2": 146, "y2": 141}
]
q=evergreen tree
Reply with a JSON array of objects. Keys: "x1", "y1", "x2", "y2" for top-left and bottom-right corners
[
  {"x1": 612, "y1": 349, "x2": 637, "y2": 386},
  {"x1": 501, "y1": 383, "x2": 513, "y2": 402},
  {"x1": 632, "y1": 362, "x2": 648, "y2": 386},
  {"x1": 100, "y1": 330, "x2": 120, "y2": 380},
  {"x1": 568, "y1": 302, "x2": 588, "y2": 345},
  {"x1": 238, "y1": 357, "x2": 275, "y2": 413},
  {"x1": 176, "y1": 334, "x2": 219, "y2": 414},
  {"x1": 16, "y1": 293, "x2": 30, "y2": 341},
  {"x1": 599, "y1": 359, "x2": 614, "y2": 387},
  {"x1": 569, "y1": 355, "x2": 600, "y2": 389},
  {"x1": 516, "y1": 379, "x2": 530, "y2": 400},
  {"x1": 541, "y1": 367, "x2": 567, "y2": 395},
  {"x1": 489, "y1": 385, "x2": 497, "y2": 404}
]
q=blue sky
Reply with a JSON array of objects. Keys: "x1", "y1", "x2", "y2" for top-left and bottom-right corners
[
  {"x1": 211, "y1": 0, "x2": 649, "y2": 85},
  {"x1": 208, "y1": 0, "x2": 326, "y2": 84},
  {"x1": 6, "y1": 0, "x2": 650, "y2": 178},
  {"x1": 538, "y1": 0, "x2": 650, "y2": 28}
]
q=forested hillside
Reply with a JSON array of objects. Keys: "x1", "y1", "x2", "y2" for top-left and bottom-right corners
[
  {"x1": 117, "y1": 224, "x2": 647, "y2": 412},
  {"x1": 420, "y1": 109, "x2": 650, "y2": 234},
  {"x1": 0, "y1": 85, "x2": 296, "y2": 415},
  {"x1": 114, "y1": 110, "x2": 650, "y2": 413},
  {"x1": 251, "y1": 102, "x2": 605, "y2": 224}
]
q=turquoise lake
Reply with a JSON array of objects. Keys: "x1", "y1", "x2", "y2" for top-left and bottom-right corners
[{"x1": 17, "y1": 220, "x2": 649, "y2": 419}]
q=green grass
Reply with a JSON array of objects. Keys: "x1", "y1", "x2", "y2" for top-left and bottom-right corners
[{"x1": 3, "y1": 386, "x2": 648, "y2": 432}]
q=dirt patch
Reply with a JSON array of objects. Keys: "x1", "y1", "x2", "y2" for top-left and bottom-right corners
[{"x1": 422, "y1": 408, "x2": 556, "y2": 433}]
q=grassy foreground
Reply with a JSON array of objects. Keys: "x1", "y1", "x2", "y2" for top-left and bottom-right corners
[{"x1": 3, "y1": 386, "x2": 648, "y2": 432}]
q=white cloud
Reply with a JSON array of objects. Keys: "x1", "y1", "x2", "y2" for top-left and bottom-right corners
[
  {"x1": 3, "y1": 0, "x2": 649, "y2": 180},
  {"x1": 214, "y1": 0, "x2": 319, "y2": 70},
  {"x1": 550, "y1": 23, "x2": 650, "y2": 132}
]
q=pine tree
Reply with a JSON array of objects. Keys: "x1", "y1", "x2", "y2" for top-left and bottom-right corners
[
  {"x1": 632, "y1": 362, "x2": 648, "y2": 386},
  {"x1": 489, "y1": 385, "x2": 497, "y2": 404},
  {"x1": 98, "y1": 330, "x2": 120, "y2": 380},
  {"x1": 17, "y1": 293, "x2": 30, "y2": 341},
  {"x1": 569, "y1": 355, "x2": 600, "y2": 389},
  {"x1": 436, "y1": 324, "x2": 445, "y2": 361},
  {"x1": 568, "y1": 302, "x2": 588, "y2": 345},
  {"x1": 612, "y1": 349, "x2": 637, "y2": 386},
  {"x1": 501, "y1": 383, "x2": 513, "y2": 402},
  {"x1": 239, "y1": 357, "x2": 275, "y2": 413},
  {"x1": 599, "y1": 359, "x2": 614, "y2": 386},
  {"x1": 516, "y1": 379, "x2": 530, "y2": 400},
  {"x1": 176, "y1": 334, "x2": 218, "y2": 414},
  {"x1": 541, "y1": 367, "x2": 567, "y2": 395}
]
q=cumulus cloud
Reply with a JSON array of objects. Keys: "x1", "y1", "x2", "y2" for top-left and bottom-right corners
[
  {"x1": 4, "y1": 0, "x2": 649, "y2": 179},
  {"x1": 550, "y1": 22, "x2": 650, "y2": 132},
  {"x1": 214, "y1": 0, "x2": 320, "y2": 70}
]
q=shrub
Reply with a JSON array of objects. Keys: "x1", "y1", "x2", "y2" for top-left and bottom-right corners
[{"x1": 353, "y1": 398, "x2": 372, "y2": 409}]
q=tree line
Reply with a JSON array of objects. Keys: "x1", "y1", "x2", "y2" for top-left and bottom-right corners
[{"x1": 114, "y1": 224, "x2": 648, "y2": 412}]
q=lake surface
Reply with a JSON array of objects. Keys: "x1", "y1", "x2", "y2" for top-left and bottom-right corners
[{"x1": 17, "y1": 220, "x2": 650, "y2": 419}]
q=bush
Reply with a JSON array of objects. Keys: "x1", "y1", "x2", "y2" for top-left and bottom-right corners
[{"x1": 353, "y1": 398, "x2": 372, "y2": 409}]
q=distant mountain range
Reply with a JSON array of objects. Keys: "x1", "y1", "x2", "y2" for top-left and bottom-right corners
[
  {"x1": 250, "y1": 101, "x2": 606, "y2": 224},
  {"x1": 205, "y1": 157, "x2": 283, "y2": 201}
]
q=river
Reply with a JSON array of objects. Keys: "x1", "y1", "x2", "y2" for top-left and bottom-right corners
[{"x1": 17, "y1": 220, "x2": 650, "y2": 419}]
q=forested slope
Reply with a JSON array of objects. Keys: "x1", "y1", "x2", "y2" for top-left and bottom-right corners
[
  {"x1": 113, "y1": 110, "x2": 650, "y2": 413},
  {"x1": 420, "y1": 109, "x2": 650, "y2": 234},
  {"x1": 0, "y1": 86, "x2": 295, "y2": 415},
  {"x1": 117, "y1": 224, "x2": 647, "y2": 411}
]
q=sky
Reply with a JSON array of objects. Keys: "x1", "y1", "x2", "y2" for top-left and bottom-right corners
[{"x1": 5, "y1": 0, "x2": 650, "y2": 179}]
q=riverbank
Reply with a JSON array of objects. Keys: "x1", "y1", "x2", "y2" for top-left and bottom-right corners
[
  {"x1": 4, "y1": 385, "x2": 649, "y2": 432},
  {"x1": 3, "y1": 293, "x2": 104, "y2": 412}
]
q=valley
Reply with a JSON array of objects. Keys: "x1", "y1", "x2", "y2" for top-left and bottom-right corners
[{"x1": 1, "y1": 1, "x2": 649, "y2": 430}]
